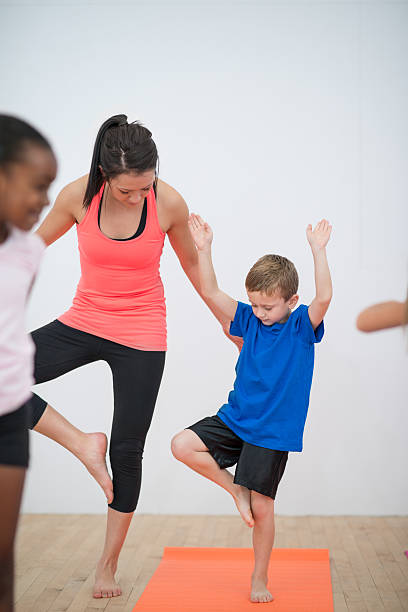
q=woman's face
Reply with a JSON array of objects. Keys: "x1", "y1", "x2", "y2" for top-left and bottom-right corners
[
  {"x1": 0, "y1": 144, "x2": 57, "y2": 231},
  {"x1": 105, "y1": 170, "x2": 156, "y2": 208}
]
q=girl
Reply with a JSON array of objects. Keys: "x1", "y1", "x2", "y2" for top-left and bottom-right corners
[{"x1": 0, "y1": 114, "x2": 57, "y2": 612}]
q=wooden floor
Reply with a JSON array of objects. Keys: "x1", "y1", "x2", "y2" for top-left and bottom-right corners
[{"x1": 14, "y1": 514, "x2": 408, "y2": 611}]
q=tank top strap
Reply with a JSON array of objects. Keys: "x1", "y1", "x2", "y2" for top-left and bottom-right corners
[{"x1": 146, "y1": 183, "x2": 165, "y2": 239}]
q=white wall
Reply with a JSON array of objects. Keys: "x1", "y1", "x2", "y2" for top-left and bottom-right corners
[{"x1": 1, "y1": 0, "x2": 407, "y2": 515}]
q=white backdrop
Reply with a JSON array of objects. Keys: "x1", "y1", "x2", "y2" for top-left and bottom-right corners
[{"x1": 1, "y1": 0, "x2": 407, "y2": 515}]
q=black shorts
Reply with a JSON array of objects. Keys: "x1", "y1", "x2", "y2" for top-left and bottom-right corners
[
  {"x1": 0, "y1": 400, "x2": 31, "y2": 468},
  {"x1": 187, "y1": 415, "x2": 288, "y2": 499}
]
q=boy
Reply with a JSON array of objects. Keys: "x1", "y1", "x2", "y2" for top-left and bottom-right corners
[{"x1": 171, "y1": 214, "x2": 332, "y2": 604}]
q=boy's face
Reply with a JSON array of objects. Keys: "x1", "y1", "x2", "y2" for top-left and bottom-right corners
[{"x1": 247, "y1": 290, "x2": 299, "y2": 325}]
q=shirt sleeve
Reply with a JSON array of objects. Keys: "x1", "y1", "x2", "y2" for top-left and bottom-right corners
[
  {"x1": 294, "y1": 304, "x2": 324, "y2": 344},
  {"x1": 27, "y1": 233, "x2": 46, "y2": 274},
  {"x1": 229, "y1": 301, "x2": 254, "y2": 338}
]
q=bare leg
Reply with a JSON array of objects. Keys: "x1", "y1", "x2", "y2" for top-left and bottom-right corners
[
  {"x1": 93, "y1": 508, "x2": 133, "y2": 598},
  {"x1": 250, "y1": 491, "x2": 275, "y2": 603},
  {"x1": 34, "y1": 405, "x2": 113, "y2": 504},
  {"x1": 0, "y1": 465, "x2": 26, "y2": 612},
  {"x1": 171, "y1": 430, "x2": 254, "y2": 527}
]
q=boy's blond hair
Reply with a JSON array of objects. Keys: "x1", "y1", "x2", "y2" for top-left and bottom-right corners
[{"x1": 245, "y1": 254, "x2": 299, "y2": 301}]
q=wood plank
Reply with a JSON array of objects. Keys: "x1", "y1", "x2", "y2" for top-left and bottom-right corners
[{"x1": 14, "y1": 514, "x2": 408, "y2": 612}]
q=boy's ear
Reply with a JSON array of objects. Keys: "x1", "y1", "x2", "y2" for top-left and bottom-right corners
[{"x1": 289, "y1": 294, "x2": 299, "y2": 309}]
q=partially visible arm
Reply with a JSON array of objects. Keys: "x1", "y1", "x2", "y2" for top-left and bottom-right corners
[
  {"x1": 307, "y1": 219, "x2": 333, "y2": 330},
  {"x1": 356, "y1": 301, "x2": 406, "y2": 332},
  {"x1": 165, "y1": 190, "x2": 240, "y2": 342},
  {"x1": 189, "y1": 214, "x2": 238, "y2": 324},
  {"x1": 35, "y1": 176, "x2": 86, "y2": 246}
]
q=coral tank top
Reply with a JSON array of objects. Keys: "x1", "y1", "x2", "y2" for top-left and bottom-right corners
[{"x1": 58, "y1": 183, "x2": 167, "y2": 351}]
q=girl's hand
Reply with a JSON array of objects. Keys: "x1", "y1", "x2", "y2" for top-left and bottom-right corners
[
  {"x1": 306, "y1": 219, "x2": 332, "y2": 252},
  {"x1": 188, "y1": 213, "x2": 213, "y2": 251}
]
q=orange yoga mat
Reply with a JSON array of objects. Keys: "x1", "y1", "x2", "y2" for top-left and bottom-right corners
[{"x1": 132, "y1": 547, "x2": 334, "y2": 611}]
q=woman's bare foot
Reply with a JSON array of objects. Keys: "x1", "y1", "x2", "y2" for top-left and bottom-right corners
[
  {"x1": 93, "y1": 559, "x2": 122, "y2": 598},
  {"x1": 232, "y1": 484, "x2": 254, "y2": 527},
  {"x1": 251, "y1": 576, "x2": 274, "y2": 603},
  {"x1": 76, "y1": 432, "x2": 114, "y2": 504}
]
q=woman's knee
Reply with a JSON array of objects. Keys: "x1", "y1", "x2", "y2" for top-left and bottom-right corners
[{"x1": 109, "y1": 437, "x2": 144, "y2": 469}]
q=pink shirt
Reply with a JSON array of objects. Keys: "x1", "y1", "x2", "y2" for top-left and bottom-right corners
[
  {"x1": 0, "y1": 227, "x2": 45, "y2": 416},
  {"x1": 58, "y1": 183, "x2": 167, "y2": 351}
]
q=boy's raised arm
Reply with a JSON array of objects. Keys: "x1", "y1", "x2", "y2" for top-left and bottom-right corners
[
  {"x1": 306, "y1": 219, "x2": 333, "y2": 330},
  {"x1": 188, "y1": 214, "x2": 238, "y2": 326}
]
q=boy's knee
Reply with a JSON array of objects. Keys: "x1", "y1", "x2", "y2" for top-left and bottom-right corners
[
  {"x1": 171, "y1": 431, "x2": 191, "y2": 462},
  {"x1": 251, "y1": 491, "x2": 274, "y2": 521}
]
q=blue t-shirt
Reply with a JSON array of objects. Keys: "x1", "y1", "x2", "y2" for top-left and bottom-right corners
[{"x1": 217, "y1": 302, "x2": 324, "y2": 452}]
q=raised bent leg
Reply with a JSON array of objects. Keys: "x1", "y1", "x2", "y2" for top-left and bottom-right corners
[
  {"x1": 33, "y1": 403, "x2": 113, "y2": 503},
  {"x1": 171, "y1": 429, "x2": 254, "y2": 527},
  {"x1": 29, "y1": 320, "x2": 114, "y2": 503}
]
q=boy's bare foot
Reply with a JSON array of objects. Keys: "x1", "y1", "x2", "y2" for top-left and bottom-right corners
[
  {"x1": 232, "y1": 485, "x2": 254, "y2": 527},
  {"x1": 76, "y1": 432, "x2": 114, "y2": 504},
  {"x1": 93, "y1": 559, "x2": 122, "y2": 598},
  {"x1": 251, "y1": 576, "x2": 274, "y2": 603}
]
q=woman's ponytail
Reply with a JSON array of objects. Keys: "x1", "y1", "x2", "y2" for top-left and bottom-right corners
[{"x1": 83, "y1": 114, "x2": 128, "y2": 208}]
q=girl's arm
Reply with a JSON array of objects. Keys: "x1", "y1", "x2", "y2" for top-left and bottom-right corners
[{"x1": 356, "y1": 300, "x2": 406, "y2": 332}]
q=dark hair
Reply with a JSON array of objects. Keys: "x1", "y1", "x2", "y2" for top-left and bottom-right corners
[
  {"x1": 83, "y1": 114, "x2": 159, "y2": 208},
  {"x1": 245, "y1": 254, "x2": 299, "y2": 301},
  {"x1": 0, "y1": 114, "x2": 52, "y2": 168}
]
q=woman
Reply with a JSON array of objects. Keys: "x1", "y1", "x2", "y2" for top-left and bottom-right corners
[{"x1": 29, "y1": 114, "x2": 239, "y2": 599}]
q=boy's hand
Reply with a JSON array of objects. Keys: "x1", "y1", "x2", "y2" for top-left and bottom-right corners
[
  {"x1": 188, "y1": 214, "x2": 213, "y2": 251},
  {"x1": 306, "y1": 219, "x2": 332, "y2": 252}
]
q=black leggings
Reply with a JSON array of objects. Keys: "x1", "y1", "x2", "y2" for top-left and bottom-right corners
[{"x1": 29, "y1": 320, "x2": 165, "y2": 513}]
